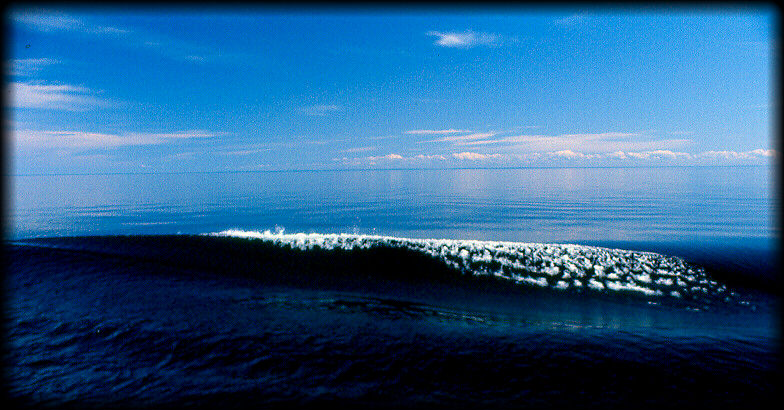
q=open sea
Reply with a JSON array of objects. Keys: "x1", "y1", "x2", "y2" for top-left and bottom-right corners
[{"x1": 5, "y1": 166, "x2": 780, "y2": 409}]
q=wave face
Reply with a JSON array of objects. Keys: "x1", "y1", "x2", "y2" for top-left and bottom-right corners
[{"x1": 211, "y1": 230, "x2": 741, "y2": 305}]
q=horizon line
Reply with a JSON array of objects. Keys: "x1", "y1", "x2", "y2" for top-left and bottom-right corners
[{"x1": 6, "y1": 164, "x2": 774, "y2": 177}]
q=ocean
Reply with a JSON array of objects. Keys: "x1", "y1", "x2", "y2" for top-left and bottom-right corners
[{"x1": 5, "y1": 166, "x2": 779, "y2": 408}]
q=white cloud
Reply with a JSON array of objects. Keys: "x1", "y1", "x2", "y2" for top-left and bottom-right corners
[
  {"x1": 12, "y1": 11, "x2": 128, "y2": 34},
  {"x1": 12, "y1": 129, "x2": 224, "y2": 149},
  {"x1": 551, "y1": 149, "x2": 584, "y2": 159},
  {"x1": 749, "y1": 149, "x2": 776, "y2": 157},
  {"x1": 612, "y1": 150, "x2": 692, "y2": 160},
  {"x1": 404, "y1": 129, "x2": 471, "y2": 135},
  {"x1": 348, "y1": 154, "x2": 406, "y2": 165},
  {"x1": 626, "y1": 152, "x2": 648, "y2": 159},
  {"x1": 13, "y1": 12, "x2": 82, "y2": 31},
  {"x1": 605, "y1": 151, "x2": 628, "y2": 159},
  {"x1": 427, "y1": 30, "x2": 499, "y2": 48},
  {"x1": 697, "y1": 149, "x2": 777, "y2": 160},
  {"x1": 699, "y1": 151, "x2": 739, "y2": 160},
  {"x1": 647, "y1": 150, "x2": 692, "y2": 160},
  {"x1": 622, "y1": 150, "x2": 781, "y2": 161},
  {"x1": 339, "y1": 152, "x2": 499, "y2": 166},
  {"x1": 334, "y1": 147, "x2": 776, "y2": 168},
  {"x1": 547, "y1": 150, "x2": 603, "y2": 159},
  {"x1": 414, "y1": 154, "x2": 447, "y2": 160},
  {"x1": 452, "y1": 152, "x2": 503, "y2": 160},
  {"x1": 340, "y1": 153, "x2": 406, "y2": 166},
  {"x1": 6, "y1": 58, "x2": 59, "y2": 76},
  {"x1": 7, "y1": 82, "x2": 110, "y2": 111}
]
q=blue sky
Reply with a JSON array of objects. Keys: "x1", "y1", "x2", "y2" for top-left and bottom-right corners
[{"x1": 5, "y1": 6, "x2": 777, "y2": 174}]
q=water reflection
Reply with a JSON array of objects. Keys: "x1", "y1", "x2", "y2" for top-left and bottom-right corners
[{"x1": 10, "y1": 167, "x2": 775, "y2": 246}]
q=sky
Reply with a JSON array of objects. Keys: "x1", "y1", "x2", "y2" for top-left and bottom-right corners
[{"x1": 4, "y1": 6, "x2": 777, "y2": 174}]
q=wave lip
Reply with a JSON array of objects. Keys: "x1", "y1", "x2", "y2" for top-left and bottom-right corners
[{"x1": 210, "y1": 230, "x2": 738, "y2": 303}]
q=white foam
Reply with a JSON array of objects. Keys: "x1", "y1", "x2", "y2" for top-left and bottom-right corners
[{"x1": 209, "y1": 229, "x2": 728, "y2": 300}]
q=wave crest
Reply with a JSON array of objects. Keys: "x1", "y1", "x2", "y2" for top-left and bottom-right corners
[{"x1": 211, "y1": 230, "x2": 738, "y2": 303}]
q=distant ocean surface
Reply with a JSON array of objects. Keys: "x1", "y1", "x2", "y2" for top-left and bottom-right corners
[{"x1": 6, "y1": 166, "x2": 779, "y2": 408}]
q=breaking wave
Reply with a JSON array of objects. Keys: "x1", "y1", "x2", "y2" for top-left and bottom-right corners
[
  {"x1": 211, "y1": 229, "x2": 743, "y2": 305},
  {"x1": 8, "y1": 232, "x2": 774, "y2": 409}
]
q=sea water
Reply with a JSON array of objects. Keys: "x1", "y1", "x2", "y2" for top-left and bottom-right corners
[{"x1": 5, "y1": 166, "x2": 779, "y2": 408}]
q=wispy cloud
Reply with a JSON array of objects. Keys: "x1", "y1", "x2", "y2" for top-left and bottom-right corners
[
  {"x1": 410, "y1": 129, "x2": 695, "y2": 154},
  {"x1": 140, "y1": 38, "x2": 215, "y2": 64},
  {"x1": 151, "y1": 31, "x2": 239, "y2": 65},
  {"x1": 12, "y1": 129, "x2": 225, "y2": 149},
  {"x1": 6, "y1": 58, "x2": 59, "y2": 76},
  {"x1": 298, "y1": 104, "x2": 342, "y2": 116},
  {"x1": 218, "y1": 148, "x2": 272, "y2": 156},
  {"x1": 453, "y1": 131, "x2": 692, "y2": 153},
  {"x1": 369, "y1": 153, "x2": 404, "y2": 160},
  {"x1": 404, "y1": 129, "x2": 471, "y2": 135},
  {"x1": 462, "y1": 132, "x2": 637, "y2": 145},
  {"x1": 401, "y1": 128, "x2": 771, "y2": 163},
  {"x1": 213, "y1": 142, "x2": 279, "y2": 155},
  {"x1": 7, "y1": 81, "x2": 111, "y2": 111},
  {"x1": 12, "y1": 11, "x2": 217, "y2": 64},
  {"x1": 427, "y1": 30, "x2": 500, "y2": 48},
  {"x1": 12, "y1": 11, "x2": 129, "y2": 34},
  {"x1": 419, "y1": 132, "x2": 498, "y2": 144}
]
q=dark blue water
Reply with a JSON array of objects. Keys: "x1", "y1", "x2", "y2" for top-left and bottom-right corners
[{"x1": 5, "y1": 167, "x2": 779, "y2": 408}]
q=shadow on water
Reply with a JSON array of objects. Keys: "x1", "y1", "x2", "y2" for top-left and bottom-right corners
[{"x1": 9, "y1": 235, "x2": 777, "y2": 334}]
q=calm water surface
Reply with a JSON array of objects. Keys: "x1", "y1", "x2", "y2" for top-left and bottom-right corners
[{"x1": 10, "y1": 166, "x2": 777, "y2": 244}]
